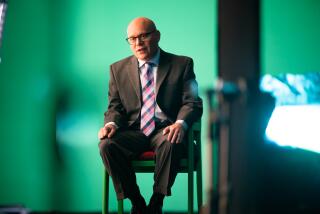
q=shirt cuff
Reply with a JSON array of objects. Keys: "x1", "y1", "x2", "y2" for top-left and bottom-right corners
[
  {"x1": 104, "y1": 122, "x2": 118, "y2": 129},
  {"x1": 175, "y1": 120, "x2": 188, "y2": 130}
]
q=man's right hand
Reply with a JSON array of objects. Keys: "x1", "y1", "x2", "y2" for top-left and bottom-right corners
[{"x1": 98, "y1": 124, "x2": 116, "y2": 139}]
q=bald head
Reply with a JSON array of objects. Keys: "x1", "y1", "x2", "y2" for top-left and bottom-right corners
[
  {"x1": 127, "y1": 17, "x2": 157, "y2": 35},
  {"x1": 126, "y1": 17, "x2": 160, "y2": 61}
]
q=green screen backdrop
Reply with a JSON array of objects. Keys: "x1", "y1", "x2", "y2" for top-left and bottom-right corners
[
  {"x1": 1, "y1": 0, "x2": 319, "y2": 212},
  {"x1": 0, "y1": 0, "x2": 216, "y2": 212}
]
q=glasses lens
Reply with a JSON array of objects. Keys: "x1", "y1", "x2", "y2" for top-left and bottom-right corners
[
  {"x1": 126, "y1": 31, "x2": 155, "y2": 44},
  {"x1": 126, "y1": 38, "x2": 134, "y2": 44}
]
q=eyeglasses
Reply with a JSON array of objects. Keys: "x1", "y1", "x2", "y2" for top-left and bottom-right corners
[{"x1": 126, "y1": 30, "x2": 156, "y2": 45}]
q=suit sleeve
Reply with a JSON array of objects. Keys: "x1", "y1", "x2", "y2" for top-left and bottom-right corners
[
  {"x1": 176, "y1": 58, "x2": 203, "y2": 127},
  {"x1": 104, "y1": 65, "x2": 127, "y2": 126}
]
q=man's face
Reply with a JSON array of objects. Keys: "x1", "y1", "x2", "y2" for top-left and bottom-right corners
[{"x1": 127, "y1": 20, "x2": 160, "y2": 61}]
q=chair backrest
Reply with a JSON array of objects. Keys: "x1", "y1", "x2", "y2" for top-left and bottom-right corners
[{"x1": 184, "y1": 120, "x2": 201, "y2": 173}]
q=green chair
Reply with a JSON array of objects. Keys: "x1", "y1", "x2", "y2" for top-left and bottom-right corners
[{"x1": 103, "y1": 121, "x2": 202, "y2": 214}]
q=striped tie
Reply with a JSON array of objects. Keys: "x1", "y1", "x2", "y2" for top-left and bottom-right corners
[{"x1": 140, "y1": 62, "x2": 155, "y2": 136}]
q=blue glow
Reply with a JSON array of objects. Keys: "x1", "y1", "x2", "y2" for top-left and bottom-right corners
[{"x1": 266, "y1": 105, "x2": 320, "y2": 153}]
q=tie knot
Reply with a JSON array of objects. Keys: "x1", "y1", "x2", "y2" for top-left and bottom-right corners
[
  {"x1": 144, "y1": 62, "x2": 153, "y2": 68},
  {"x1": 142, "y1": 62, "x2": 153, "y2": 75}
]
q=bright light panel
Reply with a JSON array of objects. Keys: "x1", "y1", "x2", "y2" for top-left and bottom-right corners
[
  {"x1": 0, "y1": 4, "x2": 5, "y2": 18},
  {"x1": 0, "y1": 1, "x2": 7, "y2": 50},
  {"x1": 266, "y1": 105, "x2": 320, "y2": 153}
]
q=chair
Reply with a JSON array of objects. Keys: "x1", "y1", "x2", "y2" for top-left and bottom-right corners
[{"x1": 103, "y1": 121, "x2": 202, "y2": 214}]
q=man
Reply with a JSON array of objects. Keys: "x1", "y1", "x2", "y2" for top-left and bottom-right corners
[{"x1": 98, "y1": 17, "x2": 202, "y2": 214}]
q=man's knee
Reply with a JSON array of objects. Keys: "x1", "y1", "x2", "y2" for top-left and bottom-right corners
[
  {"x1": 99, "y1": 138, "x2": 117, "y2": 155},
  {"x1": 156, "y1": 140, "x2": 180, "y2": 158},
  {"x1": 156, "y1": 140, "x2": 186, "y2": 161},
  {"x1": 158, "y1": 139, "x2": 173, "y2": 150},
  {"x1": 159, "y1": 140, "x2": 184, "y2": 151}
]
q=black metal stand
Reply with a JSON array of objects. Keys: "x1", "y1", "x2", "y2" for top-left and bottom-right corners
[{"x1": 205, "y1": 80, "x2": 247, "y2": 214}]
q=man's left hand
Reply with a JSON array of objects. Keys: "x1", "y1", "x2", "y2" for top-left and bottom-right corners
[{"x1": 163, "y1": 123, "x2": 185, "y2": 144}]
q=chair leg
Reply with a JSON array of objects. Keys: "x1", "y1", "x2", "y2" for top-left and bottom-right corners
[
  {"x1": 118, "y1": 199, "x2": 124, "y2": 214},
  {"x1": 188, "y1": 171, "x2": 194, "y2": 214},
  {"x1": 103, "y1": 171, "x2": 109, "y2": 214},
  {"x1": 197, "y1": 163, "x2": 203, "y2": 211}
]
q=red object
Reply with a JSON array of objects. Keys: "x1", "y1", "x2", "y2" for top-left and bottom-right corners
[{"x1": 139, "y1": 151, "x2": 155, "y2": 160}]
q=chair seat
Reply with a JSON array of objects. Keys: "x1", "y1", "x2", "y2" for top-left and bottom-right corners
[
  {"x1": 133, "y1": 150, "x2": 198, "y2": 173},
  {"x1": 133, "y1": 151, "x2": 156, "y2": 172},
  {"x1": 138, "y1": 151, "x2": 155, "y2": 160}
]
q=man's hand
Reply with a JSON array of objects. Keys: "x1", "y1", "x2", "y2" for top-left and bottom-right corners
[
  {"x1": 98, "y1": 124, "x2": 116, "y2": 139},
  {"x1": 163, "y1": 123, "x2": 185, "y2": 144}
]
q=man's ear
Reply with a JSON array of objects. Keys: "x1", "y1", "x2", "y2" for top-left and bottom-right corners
[{"x1": 156, "y1": 30, "x2": 161, "y2": 42}]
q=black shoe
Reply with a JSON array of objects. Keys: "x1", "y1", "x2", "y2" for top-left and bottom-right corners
[
  {"x1": 130, "y1": 204, "x2": 147, "y2": 214},
  {"x1": 147, "y1": 202, "x2": 162, "y2": 214},
  {"x1": 147, "y1": 193, "x2": 164, "y2": 214},
  {"x1": 130, "y1": 196, "x2": 147, "y2": 214}
]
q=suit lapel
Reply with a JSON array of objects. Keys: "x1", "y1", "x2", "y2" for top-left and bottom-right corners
[
  {"x1": 126, "y1": 56, "x2": 141, "y2": 100},
  {"x1": 156, "y1": 50, "x2": 171, "y2": 93}
]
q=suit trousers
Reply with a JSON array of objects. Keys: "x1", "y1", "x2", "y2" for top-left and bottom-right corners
[{"x1": 99, "y1": 125, "x2": 186, "y2": 200}]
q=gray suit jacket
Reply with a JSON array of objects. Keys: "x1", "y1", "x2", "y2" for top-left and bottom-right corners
[{"x1": 104, "y1": 49, "x2": 203, "y2": 129}]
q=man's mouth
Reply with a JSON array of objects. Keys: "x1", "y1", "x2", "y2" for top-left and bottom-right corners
[{"x1": 137, "y1": 48, "x2": 146, "y2": 53}]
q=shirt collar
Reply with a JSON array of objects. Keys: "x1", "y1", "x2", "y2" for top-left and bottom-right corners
[{"x1": 138, "y1": 49, "x2": 160, "y2": 68}]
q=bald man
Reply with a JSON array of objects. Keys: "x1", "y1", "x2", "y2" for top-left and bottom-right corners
[{"x1": 98, "y1": 17, "x2": 202, "y2": 214}]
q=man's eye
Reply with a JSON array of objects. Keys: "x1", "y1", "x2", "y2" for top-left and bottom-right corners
[{"x1": 140, "y1": 34, "x2": 147, "y2": 39}]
